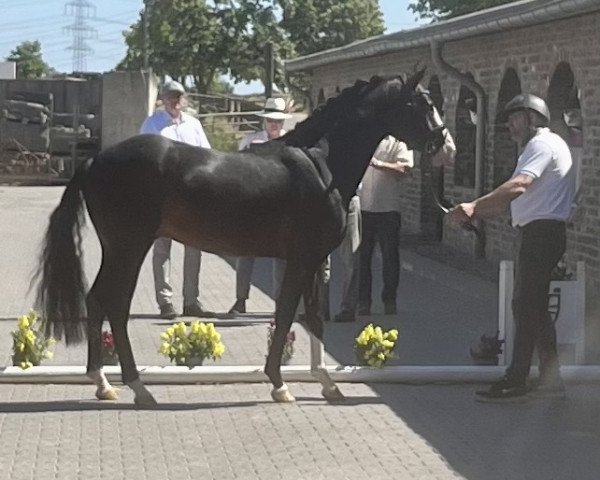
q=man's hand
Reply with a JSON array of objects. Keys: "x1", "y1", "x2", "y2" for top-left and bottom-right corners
[
  {"x1": 448, "y1": 202, "x2": 476, "y2": 228},
  {"x1": 370, "y1": 158, "x2": 408, "y2": 175}
]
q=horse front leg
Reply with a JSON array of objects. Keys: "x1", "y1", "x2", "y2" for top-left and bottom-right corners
[
  {"x1": 303, "y1": 260, "x2": 345, "y2": 402},
  {"x1": 86, "y1": 287, "x2": 118, "y2": 401},
  {"x1": 265, "y1": 261, "x2": 306, "y2": 403}
]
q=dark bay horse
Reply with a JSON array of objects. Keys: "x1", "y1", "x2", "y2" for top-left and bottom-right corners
[{"x1": 35, "y1": 70, "x2": 455, "y2": 405}]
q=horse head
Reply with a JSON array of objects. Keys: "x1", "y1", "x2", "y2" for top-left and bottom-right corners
[
  {"x1": 368, "y1": 70, "x2": 455, "y2": 165},
  {"x1": 283, "y1": 71, "x2": 455, "y2": 166}
]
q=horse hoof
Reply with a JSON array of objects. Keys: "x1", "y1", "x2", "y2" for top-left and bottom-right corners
[
  {"x1": 322, "y1": 386, "x2": 345, "y2": 402},
  {"x1": 271, "y1": 384, "x2": 296, "y2": 403},
  {"x1": 96, "y1": 388, "x2": 119, "y2": 401},
  {"x1": 134, "y1": 394, "x2": 158, "y2": 406}
]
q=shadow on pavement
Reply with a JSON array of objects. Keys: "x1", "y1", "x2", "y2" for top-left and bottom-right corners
[{"x1": 0, "y1": 400, "x2": 266, "y2": 413}]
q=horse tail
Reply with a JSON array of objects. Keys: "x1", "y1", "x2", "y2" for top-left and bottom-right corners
[{"x1": 34, "y1": 158, "x2": 92, "y2": 345}]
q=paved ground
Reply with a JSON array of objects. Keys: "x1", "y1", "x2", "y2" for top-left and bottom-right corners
[{"x1": 0, "y1": 186, "x2": 599, "y2": 480}]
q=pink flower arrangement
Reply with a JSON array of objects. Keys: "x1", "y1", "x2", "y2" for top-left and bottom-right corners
[
  {"x1": 101, "y1": 330, "x2": 116, "y2": 356},
  {"x1": 267, "y1": 320, "x2": 295, "y2": 363}
]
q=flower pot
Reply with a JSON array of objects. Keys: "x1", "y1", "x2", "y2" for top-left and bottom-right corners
[
  {"x1": 177, "y1": 357, "x2": 204, "y2": 368},
  {"x1": 12, "y1": 356, "x2": 40, "y2": 367}
]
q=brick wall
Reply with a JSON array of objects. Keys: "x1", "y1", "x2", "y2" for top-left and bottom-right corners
[{"x1": 307, "y1": 12, "x2": 600, "y2": 294}]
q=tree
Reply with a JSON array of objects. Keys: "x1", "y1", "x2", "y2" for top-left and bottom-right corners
[
  {"x1": 117, "y1": 0, "x2": 384, "y2": 95},
  {"x1": 275, "y1": 0, "x2": 384, "y2": 107},
  {"x1": 276, "y1": 0, "x2": 385, "y2": 57},
  {"x1": 5, "y1": 41, "x2": 55, "y2": 79},
  {"x1": 409, "y1": 0, "x2": 515, "y2": 21},
  {"x1": 118, "y1": 0, "x2": 293, "y2": 93}
]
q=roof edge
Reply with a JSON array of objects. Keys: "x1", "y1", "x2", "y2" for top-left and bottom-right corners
[{"x1": 285, "y1": 0, "x2": 599, "y2": 72}]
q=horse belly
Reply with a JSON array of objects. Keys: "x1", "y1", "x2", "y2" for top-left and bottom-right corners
[{"x1": 157, "y1": 200, "x2": 289, "y2": 258}]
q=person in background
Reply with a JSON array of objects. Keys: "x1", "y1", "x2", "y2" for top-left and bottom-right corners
[
  {"x1": 357, "y1": 136, "x2": 413, "y2": 316},
  {"x1": 449, "y1": 93, "x2": 575, "y2": 402},
  {"x1": 140, "y1": 80, "x2": 212, "y2": 319},
  {"x1": 228, "y1": 97, "x2": 292, "y2": 315},
  {"x1": 331, "y1": 194, "x2": 362, "y2": 322}
]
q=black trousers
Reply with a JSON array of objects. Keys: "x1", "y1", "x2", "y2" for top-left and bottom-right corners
[
  {"x1": 358, "y1": 211, "x2": 401, "y2": 306},
  {"x1": 507, "y1": 220, "x2": 566, "y2": 384}
]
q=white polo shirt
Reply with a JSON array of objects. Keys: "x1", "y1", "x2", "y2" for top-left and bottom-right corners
[
  {"x1": 238, "y1": 129, "x2": 286, "y2": 151},
  {"x1": 358, "y1": 136, "x2": 414, "y2": 213},
  {"x1": 510, "y1": 128, "x2": 575, "y2": 227},
  {"x1": 140, "y1": 110, "x2": 211, "y2": 148}
]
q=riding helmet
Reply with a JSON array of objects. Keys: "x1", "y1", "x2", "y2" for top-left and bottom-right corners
[{"x1": 503, "y1": 93, "x2": 550, "y2": 123}]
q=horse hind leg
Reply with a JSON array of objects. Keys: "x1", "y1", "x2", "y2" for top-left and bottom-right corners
[
  {"x1": 265, "y1": 262, "x2": 309, "y2": 403},
  {"x1": 93, "y1": 239, "x2": 157, "y2": 405},
  {"x1": 86, "y1": 286, "x2": 118, "y2": 401},
  {"x1": 303, "y1": 262, "x2": 345, "y2": 402}
]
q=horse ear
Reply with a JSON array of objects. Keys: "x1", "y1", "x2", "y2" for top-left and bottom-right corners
[{"x1": 406, "y1": 69, "x2": 426, "y2": 90}]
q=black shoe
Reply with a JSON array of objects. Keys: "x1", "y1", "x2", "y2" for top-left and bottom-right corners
[
  {"x1": 357, "y1": 304, "x2": 371, "y2": 316},
  {"x1": 159, "y1": 303, "x2": 178, "y2": 320},
  {"x1": 528, "y1": 376, "x2": 566, "y2": 399},
  {"x1": 182, "y1": 301, "x2": 214, "y2": 318},
  {"x1": 334, "y1": 311, "x2": 356, "y2": 323},
  {"x1": 384, "y1": 302, "x2": 397, "y2": 315},
  {"x1": 228, "y1": 299, "x2": 246, "y2": 314},
  {"x1": 475, "y1": 376, "x2": 528, "y2": 402}
]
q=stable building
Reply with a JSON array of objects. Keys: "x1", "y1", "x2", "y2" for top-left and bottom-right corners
[{"x1": 285, "y1": 0, "x2": 600, "y2": 358}]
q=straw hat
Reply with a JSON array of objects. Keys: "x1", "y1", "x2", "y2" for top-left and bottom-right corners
[{"x1": 258, "y1": 97, "x2": 292, "y2": 120}]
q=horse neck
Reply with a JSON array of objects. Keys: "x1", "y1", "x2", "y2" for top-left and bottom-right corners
[{"x1": 327, "y1": 124, "x2": 385, "y2": 207}]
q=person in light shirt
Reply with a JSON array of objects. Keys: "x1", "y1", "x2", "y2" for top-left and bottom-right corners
[
  {"x1": 228, "y1": 97, "x2": 292, "y2": 315},
  {"x1": 449, "y1": 93, "x2": 575, "y2": 402},
  {"x1": 140, "y1": 80, "x2": 212, "y2": 319},
  {"x1": 357, "y1": 135, "x2": 413, "y2": 317}
]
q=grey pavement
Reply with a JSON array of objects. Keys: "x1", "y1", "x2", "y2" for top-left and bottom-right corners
[{"x1": 0, "y1": 186, "x2": 599, "y2": 480}]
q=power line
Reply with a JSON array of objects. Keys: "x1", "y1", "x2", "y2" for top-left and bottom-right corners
[{"x1": 63, "y1": 0, "x2": 98, "y2": 72}]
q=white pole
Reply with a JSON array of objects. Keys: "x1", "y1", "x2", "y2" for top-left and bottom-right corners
[{"x1": 498, "y1": 260, "x2": 514, "y2": 366}]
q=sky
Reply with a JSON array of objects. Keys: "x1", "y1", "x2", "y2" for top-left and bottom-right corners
[{"x1": 0, "y1": 0, "x2": 425, "y2": 94}]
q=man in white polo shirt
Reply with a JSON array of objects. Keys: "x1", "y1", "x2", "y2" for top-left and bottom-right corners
[
  {"x1": 140, "y1": 80, "x2": 212, "y2": 319},
  {"x1": 450, "y1": 93, "x2": 575, "y2": 402}
]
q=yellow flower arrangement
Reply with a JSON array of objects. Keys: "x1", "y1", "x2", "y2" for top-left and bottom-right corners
[
  {"x1": 159, "y1": 320, "x2": 225, "y2": 367},
  {"x1": 354, "y1": 323, "x2": 398, "y2": 368},
  {"x1": 11, "y1": 310, "x2": 56, "y2": 369}
]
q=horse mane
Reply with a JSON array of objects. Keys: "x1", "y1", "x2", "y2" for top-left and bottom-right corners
[{"x1": 281, "y1": 75, "x2": 392, "y2": 148}]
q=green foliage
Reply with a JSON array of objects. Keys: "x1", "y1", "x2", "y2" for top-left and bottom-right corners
[
  {"x1": 11, "y1": 310, "x2": 55, "y2": 369},
  {"x1": 408, "y1": 0, "x2": 515, "y2": 21},
  {"x1": 202, "y1": 116, "x2": 241, "y2": 152},
  {"x1": 118, "y1": 0, "x2": 293, "y2": 93},
  {"x1": 117, "y1": 0, "x2": 384, "y2": 95},
  {"x1": 277, "y1": 0, "x2": 385, "y2": 56},
  {"x1": 5, "y1": 41, "x2": 55, "y2": 79}
]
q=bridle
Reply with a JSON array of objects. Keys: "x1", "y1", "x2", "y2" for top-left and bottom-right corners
[{"x1": 419, "y1": 91, "x2": 448, "y2": 156}]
